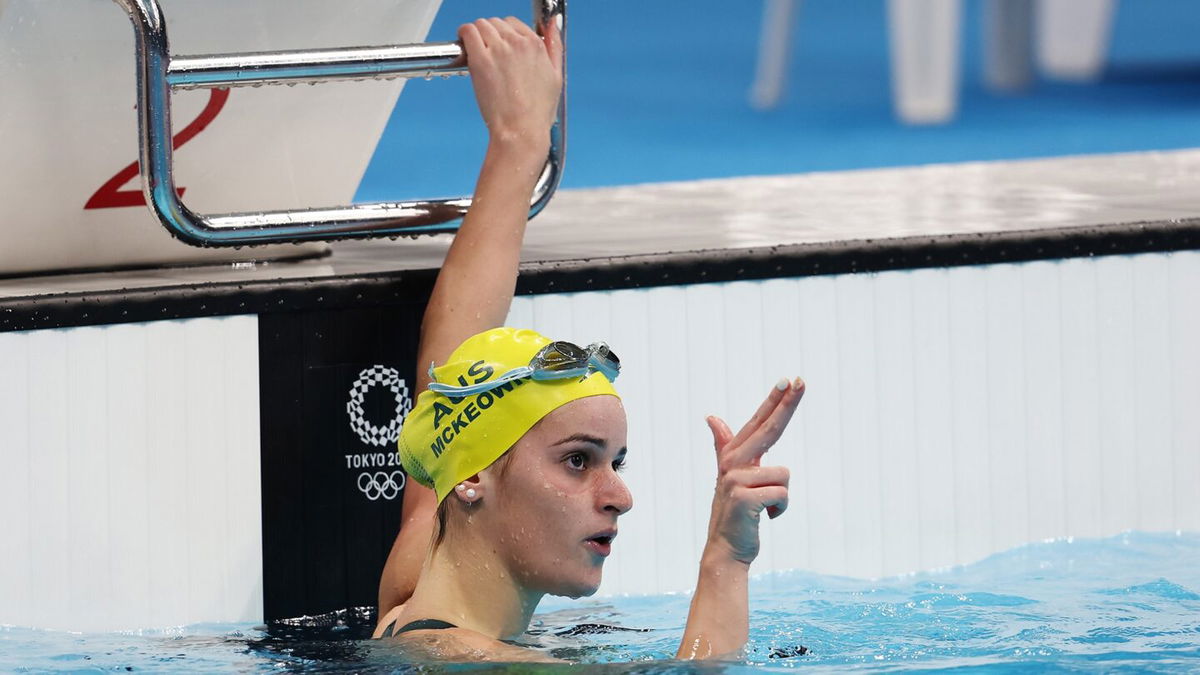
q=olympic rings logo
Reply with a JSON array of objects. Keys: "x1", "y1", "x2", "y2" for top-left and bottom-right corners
[
  {"x1": 346, "y1": 365, "x2": 412, "y2": 447},
  {"x1": 358, "y1": 470, "x2": 406, "y2": 501}
]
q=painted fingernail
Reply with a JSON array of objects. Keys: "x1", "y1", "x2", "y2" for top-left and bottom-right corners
[{"x1": 775, "y1": 377, "x2": 789, "y2": 392}]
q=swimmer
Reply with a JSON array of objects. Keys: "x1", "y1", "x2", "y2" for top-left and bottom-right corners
[{"x1": 373, "y1": 16, "x2": 803, "y2": 662}]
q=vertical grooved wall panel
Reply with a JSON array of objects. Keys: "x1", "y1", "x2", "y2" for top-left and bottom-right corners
[
  {"x1": 511, "y1": 251, "x2": 1200, "y2": 595},
  {"x1": 0, "y1": 316, "x2": 261, "y2": 632}
]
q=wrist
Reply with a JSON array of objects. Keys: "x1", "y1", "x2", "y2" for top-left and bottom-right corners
[
  {"x1": 486, "y1": 129, "x2": 551, "y2": 159},
  {"x1": 699, "y1": 543, "x2": 751, "y2": 577}
]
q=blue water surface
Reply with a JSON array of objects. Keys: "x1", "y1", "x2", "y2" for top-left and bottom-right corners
[{"x1": 2, "y1": 532, "x2": 1198, "y2": 673}]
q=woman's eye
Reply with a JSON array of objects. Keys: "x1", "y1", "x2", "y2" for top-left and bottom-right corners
[
  {"x1": 566, "y1": 453, "x2": 587, "y2": 470},
  {"x1": 612, "y1": 457, "x2": 627, "y2": 472}
]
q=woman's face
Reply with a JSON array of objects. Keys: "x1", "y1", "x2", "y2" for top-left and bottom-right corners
[{"x1": 480, "y1": 394, "x2": 631, "y2": 598}]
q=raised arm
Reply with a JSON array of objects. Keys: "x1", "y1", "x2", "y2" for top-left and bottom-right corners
[
  {"x1": 677, "y1": 377, "x2": 804, "y2": 659},
  {"x1": 377, "y1": 16, "x2": 564, "y2": 621}
]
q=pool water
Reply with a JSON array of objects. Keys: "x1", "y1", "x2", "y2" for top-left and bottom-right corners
[{"x1": 3, "y1": 531, "x2": 1197, "y2": 673}]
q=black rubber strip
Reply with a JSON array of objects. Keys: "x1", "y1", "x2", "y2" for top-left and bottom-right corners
[{"x1": 2, "y1": 218, "x2": 1198, "y2": 333}]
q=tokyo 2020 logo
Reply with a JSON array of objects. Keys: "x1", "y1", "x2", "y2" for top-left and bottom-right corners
[
  {"x1": 357, "y1": 470, "x2": 406, "y2": 501},
  {"x1": 346, "y1": 365, "x2": 412, "y2": 447},
  {"x1": 345, "y1": 365, "x2": 412, "y2": 501}
]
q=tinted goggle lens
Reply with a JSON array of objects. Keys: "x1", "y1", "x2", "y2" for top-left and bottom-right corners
[
  {"x1": 537, "y1": 341, "x2": 590, "y2": 371},
  {"x1": 533, "y1": 341, "x2": 619, "y2": 377}
]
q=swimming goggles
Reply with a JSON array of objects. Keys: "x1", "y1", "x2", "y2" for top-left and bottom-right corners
[{"x1": 427, "y1": 341, "x2": 620, "y2": 397}]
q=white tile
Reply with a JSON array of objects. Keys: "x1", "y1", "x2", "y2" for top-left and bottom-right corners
[
  {"x1": 67, "y1": 327, "x2": 114, "y2": 631},
  {"x1": 797, "y1": 275, "x2": 847, "y2": 577},
  {"x1": 1022, "y1": 260, "x2": 1066, "y2": 542},
  {"x1": 873, "y1": 271, "x2": 921, "y2": 576},
  {"x1": 144, "y1": 320, "x2": 198, "y2": 627},
  {"x1": 1095, "y1": 256, "x2": 1138, "y2": 535},
  {"x1": 26, "y1": 329, "x2": 70, "y2": 629},
  {"x1": 1059, "y1": 257, "x2": 1103, "y2": 538},
  {"x1": 184, "y1": 319, "x2": 234, "y2": 624},
  {"x1": 105, "y1": 323, "x2": 152, "y2": 630},
  {"x1": 646, "y1": 286, "x2": 697, "y2": 590},
  {"x1": 1169, "y1": 252, "x2": 1200, "y2": 532},
  {"x1": 216, "y1": 316, "x2": 263, "y2": 621},
  {"x1": 225, "y1": 314, "x2": 265, "y2": 619},
  {"x1": 527, "y1": 291, "x2": 575, "y2": 342},
  {"x1": 1131, "y1": 255, "x2": 1175, "y2": 532},
  {"x1": 506, "y1": 296, "x2": 534, "y2": 329},
  {"x1": 836, "y1": 273, "x2": 884, "y2": 578},
  {"x1": 910, "y1": 268, "x2": 957, "y2": 570},
  {"x1": 948, "y1": 266, "x2": 992, "y2": 566},
  {"x1": 0, "y1": 332, "x2": 31, "y2": 624},
  {"x1": 984, "y1": 265, "x2": 1029, "y2": 554}
]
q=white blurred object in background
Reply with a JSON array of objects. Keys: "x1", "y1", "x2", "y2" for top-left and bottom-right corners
[
  {"x1": 752, "y1": 0, "x2": 1118, "y2": 125},
  {"x1": 1038, "y1": 0, "x2": 1116, "y2": 80},
  {"x1": 887, "y1": 0, "x2": 962, "y2": 124}
]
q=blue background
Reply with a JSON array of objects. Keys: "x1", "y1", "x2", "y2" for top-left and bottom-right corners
[{"x1": 356, "y1": 0, "x2": 1200, "y2": 201}]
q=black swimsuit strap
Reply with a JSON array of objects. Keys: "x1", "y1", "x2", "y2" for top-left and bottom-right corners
[{"x1": 381, "y1": 618, "x2": 458, "y2": 638}]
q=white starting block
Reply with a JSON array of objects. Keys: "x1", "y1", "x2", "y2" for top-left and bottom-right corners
[{"x1": 0, "y1": 0, "x2": 443, "y2": 275}]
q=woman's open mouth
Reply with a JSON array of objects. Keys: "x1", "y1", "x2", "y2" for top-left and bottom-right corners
[{"x1": 584, "y1": 531, "x2": 616, "y2": 557}]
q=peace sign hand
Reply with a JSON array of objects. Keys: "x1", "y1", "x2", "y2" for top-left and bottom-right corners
[{"x1": 703, "y1": 377, "x2": 804, "y2": 565}]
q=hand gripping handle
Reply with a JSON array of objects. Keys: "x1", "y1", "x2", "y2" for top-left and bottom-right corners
[{"x1": 111, "y1": 0, "x2": 567, "y2": 247}]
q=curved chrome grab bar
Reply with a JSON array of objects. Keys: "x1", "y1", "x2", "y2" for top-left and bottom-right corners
[{"x1": 111, "y1": 0, "x2": 567, "y2": 247}]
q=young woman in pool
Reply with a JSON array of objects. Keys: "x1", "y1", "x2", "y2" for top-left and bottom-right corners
[{"x1": 373, "y1": 16, "x2": 803, "y2": 662}]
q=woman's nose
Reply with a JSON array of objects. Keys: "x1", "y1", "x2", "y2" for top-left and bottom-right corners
[{"x1": 600, "y1": 471, "x2": 633, "y2": 515}]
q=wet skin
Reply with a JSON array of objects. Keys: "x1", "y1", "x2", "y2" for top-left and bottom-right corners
[{"x1": 473, "y1": 394, "x2": 631, "y2": 598}]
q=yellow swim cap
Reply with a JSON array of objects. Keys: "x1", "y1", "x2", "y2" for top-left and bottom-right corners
[{"x1": 398, "y1": 327, "x2": 619, "y2": 503}]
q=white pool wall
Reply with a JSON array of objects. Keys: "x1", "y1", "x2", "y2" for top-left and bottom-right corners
[
  {"x1": 0, "y1": 250, "x2": 1197, "y2": 630},
  {"x1": 0, "y1": 316, "x2": 262, "y2": 632},
  {"x1": 511, "y1": 250, "x2": 1200, "y2": 597}
]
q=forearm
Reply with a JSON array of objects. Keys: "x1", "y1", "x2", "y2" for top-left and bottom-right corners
[
  {"x1": 416, "y1": 136, "x2": 548, "y2": 380},
  {"x1": 676, "y1": 547, "x2": 750, "y2": 660}
]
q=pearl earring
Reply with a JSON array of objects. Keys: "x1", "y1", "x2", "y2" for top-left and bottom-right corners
[
  {"x1": 465, "y1": 488, "x2": 477, "y2": 499},
  {"x1": 455, "y1": 483, "x2": 466, "y2": 492}
]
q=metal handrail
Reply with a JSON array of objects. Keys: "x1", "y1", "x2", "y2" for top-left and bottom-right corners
[{"x1": 111, "y1": 0, "x2": 567, "y2": 247}]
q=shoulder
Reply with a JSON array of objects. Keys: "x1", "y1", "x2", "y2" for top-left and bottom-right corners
[{"x1": 389, "y1": 627, "x2": 558, "y2": 663}]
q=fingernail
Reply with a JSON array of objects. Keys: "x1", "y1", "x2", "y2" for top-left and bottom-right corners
[
  {"x1": 775, "y1": 377, "x2": 789, "y2": 392},
  {"x1": 792, "y1": 377, "x2": 804, "y2": 391}
]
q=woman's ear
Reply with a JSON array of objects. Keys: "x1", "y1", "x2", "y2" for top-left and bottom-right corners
[{"x1": 450, "y1": 473, "x2": 483, "y2": 505}]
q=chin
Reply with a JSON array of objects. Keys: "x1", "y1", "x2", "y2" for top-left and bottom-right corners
[{"x1": 546, "y1": 571, "x2": 603, "y2": 599}]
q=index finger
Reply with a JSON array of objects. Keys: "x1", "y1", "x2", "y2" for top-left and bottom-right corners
[
  {"x1": 727, "y1": 379, "x2": 804, "y2": 466},
  {"x1": 729, "y1": 378, "x2": 792, "y2": 450},
  {"x1": 457, "y1": 23, "x2": 487, "y2": 66}
]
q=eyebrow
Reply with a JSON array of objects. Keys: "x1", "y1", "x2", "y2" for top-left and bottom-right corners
[{"x1": 552, "y1": 433, "x2": 607, "y2": 448}]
